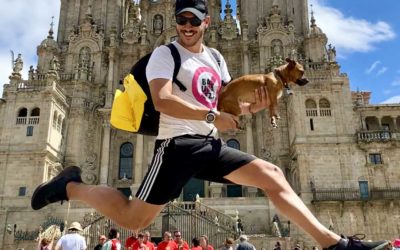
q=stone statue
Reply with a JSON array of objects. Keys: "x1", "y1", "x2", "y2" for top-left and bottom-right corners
[
  {"x1": 28, "y1": 65, "x2": 35, "y2": 80},
  {"x1": 153, "y1": 15, "x2": 163, "y2": 33},
  {"x1": 327, "y1": 44, "x2": 336, "y2": 62},
  {"x1": 272, "y1": 40, "x2": 283, "y2": 57},
  {"x1": 49, "y1": 56, "x2": 60, "y2": 71},
  {"x1": 13, "y1": 53, "x2": 23, "y2": 74}
]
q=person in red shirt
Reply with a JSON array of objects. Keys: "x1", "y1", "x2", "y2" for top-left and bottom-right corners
[
  {"x1": 173, "y1": 231, "x2": 189, "y2": 250},
  {"x1": 199, "y1": 235, "x2": 214, "y2": 250},
  {"x1": 143, "y1": 231, "x2": 155, "y2": 250},
  {"x1": 157, "y1": 232, "x2": 177, "y2": 250},
  {"x1": 125, "y1": 231, "x2": 138, "y2": 250},
  {"x1": 191, "y1": 238, "x2": 202, "y2": 250},
  {"x1": 132, "y1": 233, "x2": 149, "y2": 250}
]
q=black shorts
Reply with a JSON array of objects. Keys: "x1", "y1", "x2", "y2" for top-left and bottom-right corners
[{"x1": 135, "y1": 134, "x2": 256, "y2": 205}]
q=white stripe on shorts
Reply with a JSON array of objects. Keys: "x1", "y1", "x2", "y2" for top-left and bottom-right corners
[{"x1": 137, "y1": 138, "x2": 171, "y2": 201}]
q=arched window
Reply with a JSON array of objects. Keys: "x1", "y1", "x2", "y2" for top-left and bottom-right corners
[
  {"x1": 29, "y1": 107, "x2": 41, "y2": 125},
  {"x1": 319, "y1": 98, "x2": 331, "y2": 116},
  {"x1": 119, "y1": 142, "x2": 134, "y2": 180},
  {"x1": 18, "y1": 108, "x2": 28, "y2": 117},
  {"x1": 16, "y1": 107, "x2": 28, "y2": 124},
  {"x1": 31, "y1": 108, "x2": 40, "y2": 116},
  {"x1": 305, "y1": 99, "x2": 317, "y2": 117},
  {"x1": 227, "y1": 139, "x2": 240, "y2": 150},
  {"x1": 319, "y1": 98, "x2": 330, "y2": 108}
]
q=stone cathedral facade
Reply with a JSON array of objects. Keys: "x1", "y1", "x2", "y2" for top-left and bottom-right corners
[{"x1": 0, "y1": 0, "x2": 400, "y2": 249}]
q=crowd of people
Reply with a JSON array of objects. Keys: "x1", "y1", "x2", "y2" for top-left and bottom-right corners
[{"x1": 37, "y1": 221, "x2": 400, "y2": 250}]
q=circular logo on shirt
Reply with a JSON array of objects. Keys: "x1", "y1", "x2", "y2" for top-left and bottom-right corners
[{"x1": 192, "y1": 67, "x2": 221, "y2": 109}]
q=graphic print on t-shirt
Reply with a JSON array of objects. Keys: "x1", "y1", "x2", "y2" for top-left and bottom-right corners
[{"x1": 192, "y1": 66, "x2": 221, "y2": 109}]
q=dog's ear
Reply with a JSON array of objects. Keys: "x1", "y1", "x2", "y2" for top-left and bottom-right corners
[{"x1": 285, "y1": 58, "x2": 296, "y2": 68}]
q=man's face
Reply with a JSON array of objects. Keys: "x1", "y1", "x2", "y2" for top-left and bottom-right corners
[
  {"x1": 144, "y1": 233, "x2": 150, "y2": 243},
  {"x1": 175, "y1": 12, "x2": 210, "y2": 49},
  {"x1": 163, "y1": 233, "x2": 171, "y2": 242},
  {"x1": 174, "y1": 232, "x2": 182, "y2": 243},
  {"x1": 200, "y1": 237, "x2": 207, "y2": 247}
]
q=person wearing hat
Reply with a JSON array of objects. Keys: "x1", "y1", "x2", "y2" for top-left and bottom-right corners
[
  {"x1": 31, "y1": 1, "x2": 390, "y2": 250},
  {"x1": 54, "y1": 221, "x2": 86, "y2": 250}
]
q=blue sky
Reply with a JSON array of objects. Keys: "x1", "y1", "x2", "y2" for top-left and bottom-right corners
[{"x1": 1, "y1": 0, "x2": 399, "y2": 104}]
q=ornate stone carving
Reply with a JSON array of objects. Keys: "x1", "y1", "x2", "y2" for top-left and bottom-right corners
[
  {"x1": 13, "y1": 53, "x2": 23, "y2": 74},
  {"x1": 218, "y1": 0, "x2": 238, "y2": 40}
]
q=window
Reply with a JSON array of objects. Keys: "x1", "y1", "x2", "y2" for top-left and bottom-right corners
[
  {"x1": 305, "y1": 99, "x2": 317, "y2": 117},
  {"x1": 358, "y1": 181, "x2": 369, "y2": 200},
  {"x1": 310, "y1": 118, "x2": 314, "y2": 131},
  {"x1": 52, "y1": 111, "x2": 58, "y2": 128},
  {"x1": 31, "y1": 108, "x2": 40, "y2": 116},
  {"x1": 382, "y1": 123, "x2": 390, "y2": 131},
  {"x1": 26, "y1": 126, "x2": 34, "y2": 136},
  {"x1": 16, "y1": 107, "x2": 28, "y2": 124},
  {"x1": 119, "y1": 142, "x2": 133, "y2": 179},
  {"x1": 369, "y1": 153, "x2": 382, "y2": 164},
  {"x1": 227, "y1": 139, "x2": 240, "y2": 150},
  {"x1": 319, "y1": 98, "x2": 331, "y2": 116},
  {"x1": 18, "y1": 187, "x2": 27, "y2": 196}
]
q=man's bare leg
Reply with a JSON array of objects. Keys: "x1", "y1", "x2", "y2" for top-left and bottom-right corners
[
  {"x1": 67, "y1": 182, "x2": 165, "y2": 230},
  {"x1": 224, "y1": 159, "x2": 340, "y2": 248}
]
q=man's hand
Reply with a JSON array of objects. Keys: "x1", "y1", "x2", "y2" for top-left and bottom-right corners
[
  {"x1": 214, "y1": 111, "x2": 239, "y2": 132},
  {"x1": 245, "y1": 86, "x2": 269, "y2": 114}
]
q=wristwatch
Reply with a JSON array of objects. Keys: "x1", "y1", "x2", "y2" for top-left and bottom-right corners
[{"x1": 205, "y1": 110, "x2": 216, "y2": 123}]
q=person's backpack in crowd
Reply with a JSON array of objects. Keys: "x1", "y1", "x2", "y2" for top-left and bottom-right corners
[
  {"x1": 110, "y1": 238, "x2": 119, "y2": 250},
  {"x1": 110, "y1": 43, "x2": 222, "y2": 136}
]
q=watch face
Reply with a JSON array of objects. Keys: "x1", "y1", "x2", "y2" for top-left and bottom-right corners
[{"x1": 206, "y1": 111, "x2": 216, "y2": 123}]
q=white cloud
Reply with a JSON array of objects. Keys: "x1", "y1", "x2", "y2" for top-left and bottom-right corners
[
  {"x1": 376, "y1": 67, "x2": 388, "y2": 76},
  {"x1": 309, "y1": 0, "x2": 396, "y2": 55},
  {"x1": 381, "y1": 95, "x2": 400, "y2": 104},
  {"x1": 365, "y1": 61, "x2": 381, "y2": 74},
  {"x1": 392, "y1": 79, "x2": 400, "y2": 86},
  {"x1": 0, "y1": 0, "x2": 60, "y2": 97}
]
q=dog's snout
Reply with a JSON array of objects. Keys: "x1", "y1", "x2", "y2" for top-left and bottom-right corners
[{"x1": 296, "y1": 78, "x2": 309, "y2": 86}]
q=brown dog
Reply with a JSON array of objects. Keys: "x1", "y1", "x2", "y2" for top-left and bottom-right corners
[{"x1": 217, "y1": 58, "x2": 308, "y2": 127}]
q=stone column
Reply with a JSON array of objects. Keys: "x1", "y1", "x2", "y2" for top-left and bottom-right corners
[
  {"x1": 100, "y1": 118, "x2": 111, "y2": 185},
  {"x1": 245, "y1": 115, "x2": 254, "y2": 155},
  {"x1": 209, "y1": 182, "x2": 224, "y2": 198},
  {"x1": 243, "y1": 50, "x2": 250, "y2": 75},
  {"x1": 134, "y1": 135, "x2": 144, "y2": 184},
  {"x1": 105, "y1": 50, "x2": 115, "y2": 108}
]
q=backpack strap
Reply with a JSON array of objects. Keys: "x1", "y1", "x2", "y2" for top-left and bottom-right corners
[
  {"x1": 205, "y1": 46, "x2": 230, "y2": 86},
  {"x1": 166, "y1": 43, "x2": 187, "y2": 92}
]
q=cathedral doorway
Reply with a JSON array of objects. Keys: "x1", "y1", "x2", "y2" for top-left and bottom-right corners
[{"x1": 183, "y1": 178, "x2": 205, "y2": 201}]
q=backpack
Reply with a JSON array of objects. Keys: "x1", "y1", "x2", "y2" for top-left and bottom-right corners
[
  {"x1": 110, "y1": 239, "x2": 119, "y2": 250},
  {"x1": 110, "y1": 43, "x2": 222, "y2": 136}
]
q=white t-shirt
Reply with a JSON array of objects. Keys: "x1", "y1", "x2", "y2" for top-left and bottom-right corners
[
  {"x1": 56, "y1": 233, "x2": 87, "y2": 250},
  {"x1": 146, "y1": 41, "x2": 231, "y2": 139}
]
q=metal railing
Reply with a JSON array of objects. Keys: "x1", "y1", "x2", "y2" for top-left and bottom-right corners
[
  {"x1": 357, "y1": 130, "x2": 392, "y2": 142},
  {"x1": 311, "y1": 187, "x2": 400, "y2": 202},
  {"x1": 81, "y1": 202, "x2": 237, "y2": 249}
]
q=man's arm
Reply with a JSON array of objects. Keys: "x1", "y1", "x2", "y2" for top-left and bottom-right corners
[{"x1": 150, "y1": 78, "x2": 239, "y2": 132}]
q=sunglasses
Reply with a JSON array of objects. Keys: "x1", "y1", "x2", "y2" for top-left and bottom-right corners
[
  {"x1": 175, "y1": 235, "x2": 181, "y2": 237},
  {"x1": 176, "y1": 15, "x2": 203, "y2": 27}
]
